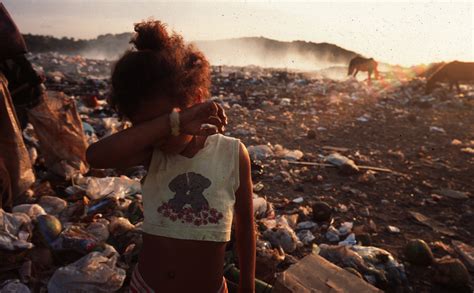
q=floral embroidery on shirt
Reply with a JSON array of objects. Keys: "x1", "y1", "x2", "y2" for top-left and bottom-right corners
[{"x1": 156, "y1": 172, "x2": 223, "y2": 225}]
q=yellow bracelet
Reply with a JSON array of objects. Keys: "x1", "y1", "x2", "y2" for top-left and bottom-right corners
[{"x1": 169, "y1": 108, "x2": 180, "y2": 136}]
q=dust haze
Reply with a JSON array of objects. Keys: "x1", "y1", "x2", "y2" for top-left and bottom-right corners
[
  {"x1": 66, "y1": 35, "x2": 357, "y2": 79},
  {"x1": 196, "y1": 41, "x2": 341, "y2": 69}
]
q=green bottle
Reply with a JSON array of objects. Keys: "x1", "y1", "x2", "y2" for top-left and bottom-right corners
[{"x1": 224, "y1": 264, "x2": 273, "y2": 293}]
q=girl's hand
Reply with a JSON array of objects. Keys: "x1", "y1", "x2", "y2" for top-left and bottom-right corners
[{"x1": 180, "y1": 101, "x2": 228, "y2": 135}]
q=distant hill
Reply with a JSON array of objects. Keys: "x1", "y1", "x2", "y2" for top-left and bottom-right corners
[
  {"x1": 195, "y1": 37, "x2": 359, "y2": 70},
  {"x1": 23, "y1": 34, "x2": 360, "y2": 70},
  {"x1": 23, "y1": 33, "x2": 133, "y2": 60}
]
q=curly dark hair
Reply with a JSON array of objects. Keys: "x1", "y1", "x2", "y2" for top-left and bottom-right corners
[{"x1": 110, "y1": 20, "x2": 211, "y2": 118}]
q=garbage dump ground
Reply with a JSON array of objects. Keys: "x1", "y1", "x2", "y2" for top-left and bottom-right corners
[{"x1": 1, "y1": 52, "x2": 473, "y2": 292}]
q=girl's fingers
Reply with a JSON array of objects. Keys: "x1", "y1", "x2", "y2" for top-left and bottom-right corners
[
  {"x1": 208, "y1": 101, "x2": 218, "y2": 116},
  {"x1": 207, "y1": 115, "x2": 225, "y2": 134},
  {"x1": 190, "y1": 102, "x2": 225, "y2": 133},
  {"x1": 216, "y1": 104, "x2": 228, "y2": 126},
  {"x1": 206, "y1": 116, "x2": 222, "y2": 127},
  {"x1": 200, "y1": 123, "x2": 219, "y2": 135}
]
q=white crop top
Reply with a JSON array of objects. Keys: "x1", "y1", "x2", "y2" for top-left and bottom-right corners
[{"x1": 141, "y1": 134, "x2": 240, "y2": 242}]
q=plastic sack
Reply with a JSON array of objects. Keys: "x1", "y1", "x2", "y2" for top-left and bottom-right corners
[
  {"x1": 252, "y1": 194, "x2": 274, "y2": 219},
  {"x1": 351, "y1": 245, "x2": 407, "y2": 288},
  {"x1": 50, "y1": 225, "x2": 99, "y2": 254},
  {"x1": 248, "y1": 145, "x2": 274, "y2": 161},
  {"x1": 262, "y1": 216, "x2": 301, "y2": 253},
  {"x1": 74, "y1": 175, "x2": 141, "y2": 200},
  {"x1": 273, "y1": 144, "x2": 304, "y2": 161},
  {"x1": 38, "y1": 195, "x2": 67, "y2": 215},
  {"x1": 108, "y1": 216, "x2": 134, "y2": 237},
  {"x1": 47, "y1": 244, "x2": 126, "y2": 293},
  {"x1": 319, "y1": 244, "x2": 408, "y2": 290},
  {"x1": 297, "y1": 230, "x2": 316, "y2": 245},
  {"x1": 12, "y1": 204, "x2": 46, "y2": 220},
  {"x1": 0, "y1": 209, "x2": 33, "y2": 250},
  {"x1": 0, "y1": 75, "x2": 35, "y2": 202},
  {"x1": 0, "y1": 279, "x2": 31, "y2": 293},
  {"x1": 27, "y1": 91, "x2": 88, "y2": 179},
  {"x1": 86, "y1": 219, "x2": 109, "y2": 243},
  {"x1": 101, "y1": 117, "x2": 124, "y2": 137}
]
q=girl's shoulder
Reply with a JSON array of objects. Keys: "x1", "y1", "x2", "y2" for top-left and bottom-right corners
[
  {"x1": 207, "y1": 134, "x2": 241, "y2": 158},
  {"x1": 208, "y1": 133, "x2": 240, "y2": 146}
]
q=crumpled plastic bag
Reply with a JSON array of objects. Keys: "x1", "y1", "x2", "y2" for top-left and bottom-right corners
[
  {"x1": 12, "y1": 204, "x2": 46, "y2": 220},
  {"x1": 86, "y1": 219, "x2": 109, "y2": 243},
  {"x1": 297, "y1": 230, "x2": 315, "y2": 245},
  {"x1": 351, "y1": 245, "x2": 407, "y2": 288},
  {"x1": 74, "y1": 175, "x2": 141, "y2": 200},
  {"x1": 108, "y1": 216, "x2": 134, "y2": 237},
  {"x1": 262, "y1": 216, "x2": 301, "y2": 253},
  {"x1": 38, "y1": 196, "x2": 67, "y2": 215},
  {"x1": 273, "y1": 144, "x2": 304, "y2": 161},
  {"x1": 47, "y1": 244, "x2": 126, "y2": 293},
  {"x1": 0, "y1": 209, "x2": 33, "y2": 250},
  {"x1": 27, "y1": 91, "x2": 88, "y2": 179},
  {"x1": 101, "y1": 117, "x2": 125, "y2": 137},
  {"x1": 0, "y1": 279, "x2": 31, "y2": 293},
  {"x1": 248, "y1": 145, "x2": 274, "y2": 161},
  {"x1": 319, "y1": 244, "x2": 408, "y2": 290},
  {"x1": 50, "y1": 224, "x2": 99, "y2": 254},
  {"x1": 338, "y1": 233, "x2": 357, "y2": 246},
  {"x1": 252, "y1": 194, "x2": 274, "y2": 219}
]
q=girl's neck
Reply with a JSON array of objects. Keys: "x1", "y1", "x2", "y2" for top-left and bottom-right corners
[{"x1": 179, "y1": 135, "x2": 207, "y2": 158}]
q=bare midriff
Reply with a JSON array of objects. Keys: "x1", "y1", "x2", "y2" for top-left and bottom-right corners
[{"x1": 138, "y1": 232, "x2": 227, "y2": 292}]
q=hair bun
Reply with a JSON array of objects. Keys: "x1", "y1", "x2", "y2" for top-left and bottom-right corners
[{"x1": 132, "y1": 20, "x2": 169, "y2": 51}]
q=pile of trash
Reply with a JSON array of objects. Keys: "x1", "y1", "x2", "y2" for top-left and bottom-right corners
[
  {"x1": 31, "y1": 52, "x2": 110, "y2": 98},
  {"x1": 1, "y1": 174, "x2": 143, "y2": 292},
  {"x1": 1, "y1": 54, "x2": 473, "y2": 292},
  {"x1": 212, "y1": 64, "x2": 473, "y2": 292}
]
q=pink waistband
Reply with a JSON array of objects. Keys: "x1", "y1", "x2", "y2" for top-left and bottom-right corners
[{"x1": 129, "y1": 265, "x2": 227, "y2": 293}]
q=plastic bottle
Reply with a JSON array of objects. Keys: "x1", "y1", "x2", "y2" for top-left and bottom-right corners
[{"x1": 223, "y1": 264, "x2": 273, "y2": 293}]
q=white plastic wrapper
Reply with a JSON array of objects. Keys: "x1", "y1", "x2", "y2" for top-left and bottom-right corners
[
  {"x1": 48, "y1": 244, "x2": 126, "y2": 293},
  {"x1": 0, "y1": 209, "x2": 33, "y2": 251},
  {"x1": 73, "y1": 175, "x2": 141, "y2": 200},
  {"x1": 12, "y1": 204, "x2": 46, "y2": 220}
]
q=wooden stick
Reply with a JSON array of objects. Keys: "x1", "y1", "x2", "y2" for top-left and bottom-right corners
[
  {"x1": 286, "y1": 161, "x2": 334, "y2": 168},
  {"x1": 286, "y1": 160, "x2": 408, "y2": 177}
]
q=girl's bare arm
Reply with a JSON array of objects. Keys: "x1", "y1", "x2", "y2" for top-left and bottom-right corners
[
  {"x1": 234, "y1": 143, "x2": 256, "y2": 293},
  {"x1": 86, "y1": 114, "x2": 172, "y2": 169},
  {"x1": 86, "y1": 101, "x2": 226, "y2": 169}
]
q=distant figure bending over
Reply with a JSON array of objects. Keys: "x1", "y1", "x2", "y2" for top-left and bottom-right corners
[
  {"x1": 425, "y1": 61, "x2": 474, "y2": 94},
  {"x1": 348, "y1": 56, "x2": 379, "y2": 83},
  {"x1": 0, "y1": 3, "x2": 36, "y2": 210}
]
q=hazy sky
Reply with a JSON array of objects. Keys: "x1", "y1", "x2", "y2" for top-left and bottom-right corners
[{"x1": 3, "y1": 0, "x2": 473, "y2": 66}]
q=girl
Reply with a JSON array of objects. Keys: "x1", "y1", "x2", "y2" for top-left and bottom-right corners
[{"x1": 86, "y1": 21, "x2": 255, "y2": 292}]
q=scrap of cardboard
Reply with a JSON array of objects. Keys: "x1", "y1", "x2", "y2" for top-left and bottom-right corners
[{"x1": 273, "y1": 253, "x2": 382, "y2": 293}]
